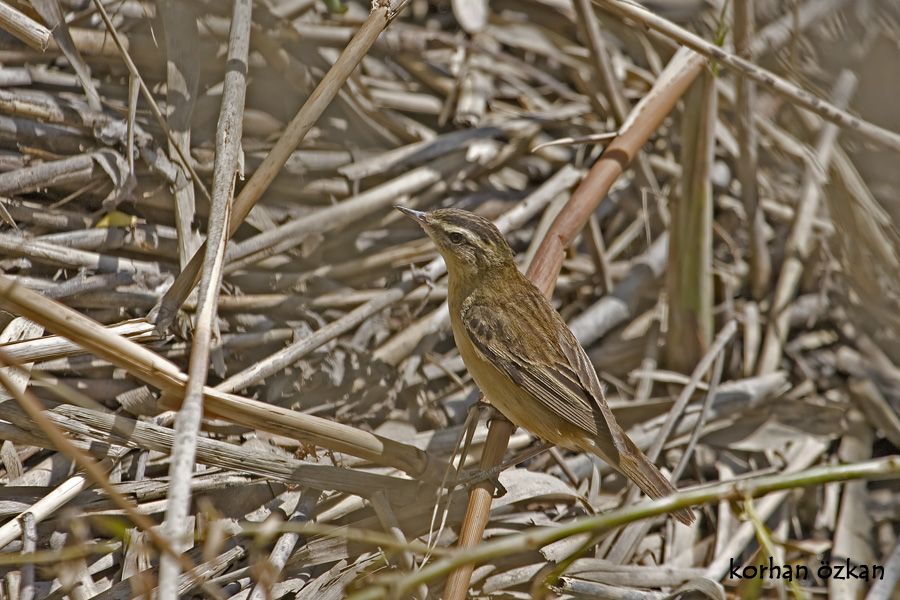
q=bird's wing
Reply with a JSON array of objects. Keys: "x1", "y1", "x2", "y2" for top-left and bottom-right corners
[
  {"x1": 461, "y1": 295, "x2": 628, "y2": 460},
  {"x1": 463, "y1": 292, "x2": 696, "y2": 525}
]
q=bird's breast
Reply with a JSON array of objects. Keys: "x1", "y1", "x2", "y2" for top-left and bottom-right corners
[
  {"x1": 447, "y1": 293, "x2": 515, "y2": 412},
  {"x1": 448, "y1": 307, "x2": 502, "y2": 399},
  {"x1": 448, "y1": 299, "x2": 578, "y2": 447}
]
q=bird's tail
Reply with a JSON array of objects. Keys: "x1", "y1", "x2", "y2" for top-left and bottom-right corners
[{"x1": 613, "y1": 440, "x2": 695, "y2": 526}]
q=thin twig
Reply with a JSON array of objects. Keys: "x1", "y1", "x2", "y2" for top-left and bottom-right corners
[
  {"x1": 352, "y1": 455, "x2": 900, "y2": 599},
  {"x1": 0, "y1": 276, "x2": 450, "y2": 481},
  {"x1": 158, "y1": 1, "x2": 252, "y2": 595}
]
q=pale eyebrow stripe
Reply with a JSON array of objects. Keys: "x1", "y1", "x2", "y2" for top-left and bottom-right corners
[{"x1": 442, "y1": 217, "x2": 505, "y2": 247}]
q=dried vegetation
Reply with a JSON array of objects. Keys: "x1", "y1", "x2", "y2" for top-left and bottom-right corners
[{"x1": 0, "y1": 0, "x2": 899, "y2": 598}]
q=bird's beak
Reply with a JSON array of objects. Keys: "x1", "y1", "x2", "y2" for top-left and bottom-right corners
[{"x1": 394, "y1": 205, "x2": 428, "y2": 224}]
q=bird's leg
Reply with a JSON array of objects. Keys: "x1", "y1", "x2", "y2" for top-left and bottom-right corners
[
  {"x1": 458, "y1": 441, "x2": 554, "y2": 497},
  {"x1": 481, "y1": 401, "x2": 506, "y2": 425},
  {"x1": 453, "y1": 398, "x2": 511, "y2": 497},
  {"x1": 481, "y1": 404, "x2": 516, "y2": 496},
  {"x1": 480, "y1": 407, "x2": 514, "y2": 498},
  {"x1": 454, "y1": 397, "x2": 491, "y2": 478},
  {"x1": 471, "y1": 397, "x2": 493, "y2": 415},
  {"x1": 458, "y1": 408, "x2": 556, "y2": 499}
]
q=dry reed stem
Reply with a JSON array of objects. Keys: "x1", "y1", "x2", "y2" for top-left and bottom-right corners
[
  {"x1": 0, "y1": 2, "x2": 893, "y2": 595},
  {"x1": 606, "y1": 321, "x2": 736, "y2": 563},
  {"x1": 734, "y1": 0, "x2": 771, "y2": 302},
  {"x1": 89, "y1": 0, "x2": 211, "y2": 203},
  {"x1": 158, "y1": 1, "x2": 252, "y2": 595},
  {"x1": 526, "y1": 47, "x2": 706, "y2": 297},
  {"x1": 31, "y1": 0, "x2": 101, "y2": 111},
  {"x1": 750, "y1": 0, "x2": 852, "y2": 58},
  {"x1": 665, "y1": 66, "x2": 715, "y2": 372},
  {"x1": 161, "y1": 0, "x2": 203, "y2": 271},
  {"x1": 572, "y1": 0, "x2": 659, "y2": 196},
  {"x1": 0, "y1": 2, "x2": 50, "y2": 50},
  {"x1": 0, "y1": 352, "x2": 219, "y2": 595}
]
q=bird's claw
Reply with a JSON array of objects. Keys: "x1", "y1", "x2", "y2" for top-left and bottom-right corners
[
  {"x1": 459, "y1": 464, "x2": 507, "y2": 497},
  {"x1": 490, "y1": 476, "x2": 507, "y2": 498},
  {"x1": 468, "y1": 398, "x2": 507, "y2": 425}
]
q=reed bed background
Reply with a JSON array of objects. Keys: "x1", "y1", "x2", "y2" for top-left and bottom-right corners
[{"x1": 0, "y1": 0, "x2": 898, "y2": 598}]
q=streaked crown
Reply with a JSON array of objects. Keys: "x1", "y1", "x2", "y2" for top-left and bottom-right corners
[{"x1": 395, "y1": 206, "x2": 516, "y2": 275}]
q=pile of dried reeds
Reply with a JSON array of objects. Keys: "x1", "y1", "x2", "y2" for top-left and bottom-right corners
[{"x1": 0, "y1": 0, "x2": 899, "y2": 598}]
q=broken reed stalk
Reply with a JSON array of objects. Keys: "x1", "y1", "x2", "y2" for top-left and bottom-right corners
[
  {"x1": 665, "y1": 65, "x2": 715, "y2": 372},
  {"x1": 158, "y1": 0, "x2": 252, "y2": 595},
  {"x1": 32, "y1": 0, "x2": 102, "y2": 111},
  {"x1": 89, "y1": 0, "x2": 211, "y2": 203},
  {"x1": 154, "y1": 0, "x2": 408, "y2": 329},
  {"x1": 734, "y1": 0, "x2": 771, "y2": 302},
  {"x1": 604, "y1": 320, "x2": 737, "y2": 564},
  {"x1": 0, "y1": 2, "x2": 51, "y2": 50},
  {"x1": 0, "y1": 397, "x2": 417, "y2": 501},
  {"x1": 441, "y1": 47, "x2": 708, "y2": 600},
  {"x1": 161, "y1": 0, "x2": 203, "y2": 270},
  {"x1": 571, "y1": 0, "x2": 659, "y2": 196}
]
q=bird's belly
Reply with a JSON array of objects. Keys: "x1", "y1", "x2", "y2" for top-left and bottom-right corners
[{"x1": 450, "y1": 318, "x2": 580, "y2": 449}]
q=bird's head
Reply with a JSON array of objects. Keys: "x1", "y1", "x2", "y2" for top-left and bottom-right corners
[{"x1": 394, "y1": 206, "x2": 515, "y2": 280}]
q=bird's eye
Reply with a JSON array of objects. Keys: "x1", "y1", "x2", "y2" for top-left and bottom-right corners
[{"x1": 448, "y1": 232, "x2": 465, "y2": 244}]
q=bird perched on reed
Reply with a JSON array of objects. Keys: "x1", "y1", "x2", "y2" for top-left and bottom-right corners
[{"x1": 396, "y1": 206, "x2": 694, "y2": 525}]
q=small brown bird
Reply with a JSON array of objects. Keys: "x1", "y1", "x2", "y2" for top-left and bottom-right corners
[{"x1": 396, "y1": 206, "x2": 694, "y2": 525}]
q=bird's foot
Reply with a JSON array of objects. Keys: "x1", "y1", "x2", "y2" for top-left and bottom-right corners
[
  {"x1": 467, "y1": 397, "x2": 491, "y2": 418},
  {"x1": 466, "y1": 468, "x2": 507, "y2": 498},
  {"x1": 467, "y1": 398, "x2": 508, "y2": 426},
  {"x1": 456, "y1": 398, "x2": 511, "y2": 497},
  {"x1": 489, "y1": 476, "x2": 508, "y2": 498}
]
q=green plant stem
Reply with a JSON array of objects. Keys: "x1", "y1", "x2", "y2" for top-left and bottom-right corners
[{"x1": 346, "y1": 456, "x2": 900, "y2": 599}]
